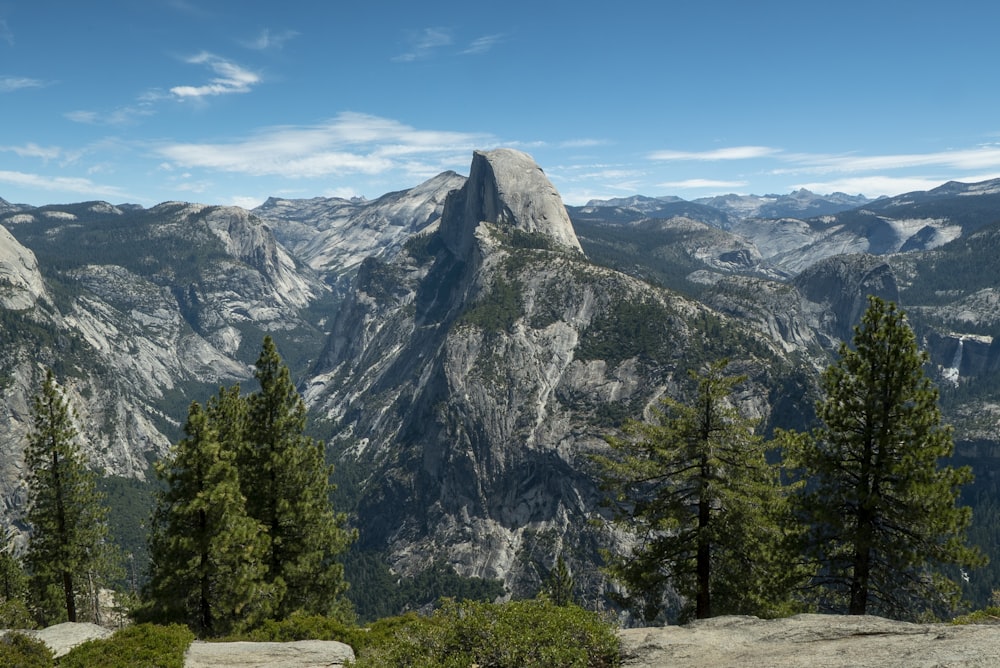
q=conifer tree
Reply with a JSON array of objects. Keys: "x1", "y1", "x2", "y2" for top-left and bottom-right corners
[
  {"x1": 596, "y1": 360, "x2": 798, "y2": 622},
  {"x1": 23, "y1": 369, "x2": 113, "y2": 625},
  {"x1": 145, "y1": 401, "x2": 271, "y2": 636},
  {"x1": 784, "y1": 296, "x2": 985, "y2": 618},
  {"x1": 543, "y1": 553, "x2": 575, "y2": 606},
  {"x1": 241, "y1": 336, "x2": 355, "y2": 619}
]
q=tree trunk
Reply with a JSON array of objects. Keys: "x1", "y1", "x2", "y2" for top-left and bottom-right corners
[{"x1": 696, "y1": 454, "x2": 711, "y2": 618}]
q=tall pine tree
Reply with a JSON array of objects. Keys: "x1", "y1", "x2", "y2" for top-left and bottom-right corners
[
  {"x1": 241, "y1": 336, "x2": 355, "y2": 619},
  {"x1": 23, "y1": 369, "x2": 114, "y2": 625},
  {"x1": 784, "y1": 296, "x2": 985, "y2": 618},
  {"x1": 145, "y1": 402, "x2": 271, "y2": 636},
  {"x1": 596, "y1": 359, "x2": 798, "y2": 622}
]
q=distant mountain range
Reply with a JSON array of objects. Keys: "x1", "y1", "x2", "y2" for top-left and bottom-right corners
[{"x1": 580, "y1": 189, "x2": 873, "y2": 224}]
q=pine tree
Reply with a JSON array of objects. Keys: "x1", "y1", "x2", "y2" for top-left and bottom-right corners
[
  {"x1": 23, "y1": 369, "x2": 114, "y2": 625},
  {"x1": 784, "y1": 296, "x2": 985, "y2": 618},
  {"x1": 241, "y1": 336, "x2": 355, "y2": 619},
  {"x1": 145, "y1": 401, "x2": 271, "y2": 636},
  {"x1": 595, "y1": 359, "x2": 798, "y2": 622},
  {"x1": 543, "y1": 553, "x2": 575, "y2": 606}
]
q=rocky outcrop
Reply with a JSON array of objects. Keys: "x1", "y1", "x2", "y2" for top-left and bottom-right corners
[
  {"x1": 619, "y1": 614, "x2": 1000, "y2": 668},
  {"x1": 255, "y1": 171, "x2": 465, "y2": 295},
  {"x1": 0, "y1": 225, "x2": 47, "y2": 310},
  {"x1": 184, "y1": 640, "x2": 354, "y2": 668},
  {"x1": 23, "y1": 622, "x2": 113, "y2": 658},
  {"x1": 439, "y1": 148, "x2": 583, "y2": 258}
]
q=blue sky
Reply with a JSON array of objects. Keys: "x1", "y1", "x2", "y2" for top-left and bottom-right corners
[{"x1": 3, "y1": 0, "x2": 1000, "y2": 208}]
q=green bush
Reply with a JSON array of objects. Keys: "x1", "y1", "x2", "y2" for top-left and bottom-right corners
[
  {"x1": 0, "y1": 632, "x2": 53, "y2": 668},
  {"x1": 221, "y1": 611, "x2": 366, "y2": 649},
  {"x1": 0, "y1": 599, "x2": 36, "y2": 629},
  {"x1": 952, "y1": 606, "x2": 1000, "y2": 625},
  {"x1": 59, "y1": 623, "x2": 194, "y2": 668},
  {"x1": 353, "y1": 598, "x2": 620, "y2": 668}
]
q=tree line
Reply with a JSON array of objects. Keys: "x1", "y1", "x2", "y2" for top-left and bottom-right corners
[
  {"x1": 1, "y1": 336, "x2": 355, "y2": 636},
  {"x1": 596, "y1": 296, "x2": 986, "y2": 622},
  {"x1": 0, "y1": 296, "x2": 989, "y2": 635}
]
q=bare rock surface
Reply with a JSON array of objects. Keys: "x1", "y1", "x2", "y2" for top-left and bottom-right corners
[
  {"x1": 184, "y1": 639, "x2": 355, "y2": 668},
  {"x1": 619, "y1": 614, "x2": 1000, "y2": 668},
  {"x1": 24, "y1": 622, "x2": 114, "y2": 657}
]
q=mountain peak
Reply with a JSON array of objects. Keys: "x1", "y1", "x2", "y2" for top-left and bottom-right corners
[{"x1": 440, "y1": 149, "x2": 583, "y2": 257}]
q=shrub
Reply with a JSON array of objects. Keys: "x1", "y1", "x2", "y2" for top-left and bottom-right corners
[
  {"x1": 353, "y1": 598, "x2": 620, "y2": 667},
  {"x1": 222, "y1": 611, "x2": 366, "y2": 649},
  {"x1": 59, "y1": 623, "x2": 194, "y2": 668},
  {"x1": 952, "y1": 606, "x2": 1000, "y2": 625},
  {"x1": 0, "y1": 599, "x2": 36, "y2": 629},
  {"x1": 0, "y1": 632, "x2": 53, "y2": 668}
]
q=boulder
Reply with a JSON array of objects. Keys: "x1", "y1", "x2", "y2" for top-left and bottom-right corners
[
  {"x1": 619, "y1": 614, "x2": 1000, "y2": 668},
  {"x1": 184, "y1": 639, "x2": 355, "y2": 668},
  {"x1": 25, "y1": 622, "x2": 114, "y2": 657}
]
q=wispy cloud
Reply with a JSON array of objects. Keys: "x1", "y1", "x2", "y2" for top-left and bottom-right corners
[
  {"x1": 170, "y1": 52, "x2": 260, "y2": 99},
  {"x1": 0, "y1": 170, "x2": 131, "y2": 200},
  {"x1": 0, "y1": 143, "x2": 61, "y2": 160},
  {"x1": 790, "y1": 175, "x2": 952, "y2": 197},
  {"x1": 155, "y1": 112, "x2": 492, "y2": 179},
  {"x1": 0, "y1": 76, "x2": 47, "y2": 93},
  {"x1": 0, "y1": 19, "x2": 13, "y2": 46},
  {"x1": 243, "y1": 28, "x2": 298, "y2": 51},
  {"x1": 461, "y1": 34, "x2": 504, "y2": 55},
  {"x1": 65, "y1": 103, "x2": 155, "y2": 126},
  {"x1": 657, "y1": 178, "x2": 749, "y2": 189},
  {"x1": 777, "y1": 146, "x2": 1000, "y2": 175},
  {"x1": 393, "y1": 27, "x2": 452, "y2": 62},
  {"x1": 649, "y1": 146, "x2": 780, "y2": 161}
]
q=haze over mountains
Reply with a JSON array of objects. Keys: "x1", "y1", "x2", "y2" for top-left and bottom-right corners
[{"x1": 3, "y1": 149, "x2": 1000, "y2": 610}]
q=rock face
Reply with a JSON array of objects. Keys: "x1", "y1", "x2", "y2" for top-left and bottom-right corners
[
  {"x1": 184, "y1": 640, "x2": 354, "y2": 668},
  {"x1": 619, "y1": 615, "x2": 1000, "y2": 668},
  {"x1": 438, "y1": 148, "x2": 583, "y2": 257},
  {"x1": 308, "y1": 149, "x2": 799, "y2": 597},
  {"x1": 24, "y1": 622, "x2": 113, "y2": 658},
  {"x1": 255, "y1": 170, "x2": 465, "y2": 296}
]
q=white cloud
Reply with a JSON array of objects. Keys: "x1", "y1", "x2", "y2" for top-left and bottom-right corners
[
  {"x1": 155, "y1": 112, "x2": 492, "y2": 179},
  {"x1": 1, "y1": 143, "x2": 61, "y2": 160},
  {"x1": 170, "y1": 52, "x2": 260, "y2": 99},
  {"x1": 0, "y1": 76, "x2": 46, "y2": 93},
  {"x1": 656, "y1": 178, "x2": 749, "y2": 189},
  {"x1": 559, "y1": 138, "x2": 610, "y2": 149},
  {"x1": 0, "y1": 170, "x2": 131, "y2": 199},
  {"x1": 243, "y1": 28, "x2": 298, "y2": 51},
  {"x1": 0, "y1": 19, "x2": 13, "y2": 46},
  {"x1": 791, "y1": 174, "x2": 1000, "y2": 198},
  {"x1": 65, "y1": 103, "x2": 155, "y2": 125},
  {"x1": 393, "y1": 27, "x2": 452, "y2": 62},
  {"x1": 779, "y1": 146, "x2": 1000, "y2": 175},
  {"x1": 462, "y1": 34, "x2": 504, "y2": 55},
  {"x1": 649, "y1": 146, "x2": 780, "y2": 161}
]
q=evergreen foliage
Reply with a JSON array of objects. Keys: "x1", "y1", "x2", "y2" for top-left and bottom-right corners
[
  {"x1": 240, "y1": 335, "x2": 356, "y2": 619},
  {"x1": 782, "y1": 296, "x2": 986, "y2": 618},
  {"x1": 342, "y1": 550, "x2": 506, "y2": 623},
  {"x1": 143, "y1": 402, "x2": 272, "y2": 636},
  {"x1": 595, "y1": 359, "x2": 800, "y2": 622},
  {"x1": 59, "y1": 623, "x2": 194, "y2": 668},
  {"x1": 23, "y1": 369, "x2": 117, "y2": 626},
  {"x1": 0, "y1": 528, "x2": 30, "y2": 626},
  {"x1": 543, "y1": 552, "x2": 575, "y2": 606},
  {"x1": 142, "y1": 337, "x2": 355, "y2": 632},
  {"x1": 0, "y1": 632, "x2": 53, "y2": 668},
  {"x1": 351, "y1": 598, "x2": 620, "y2": 668}
]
